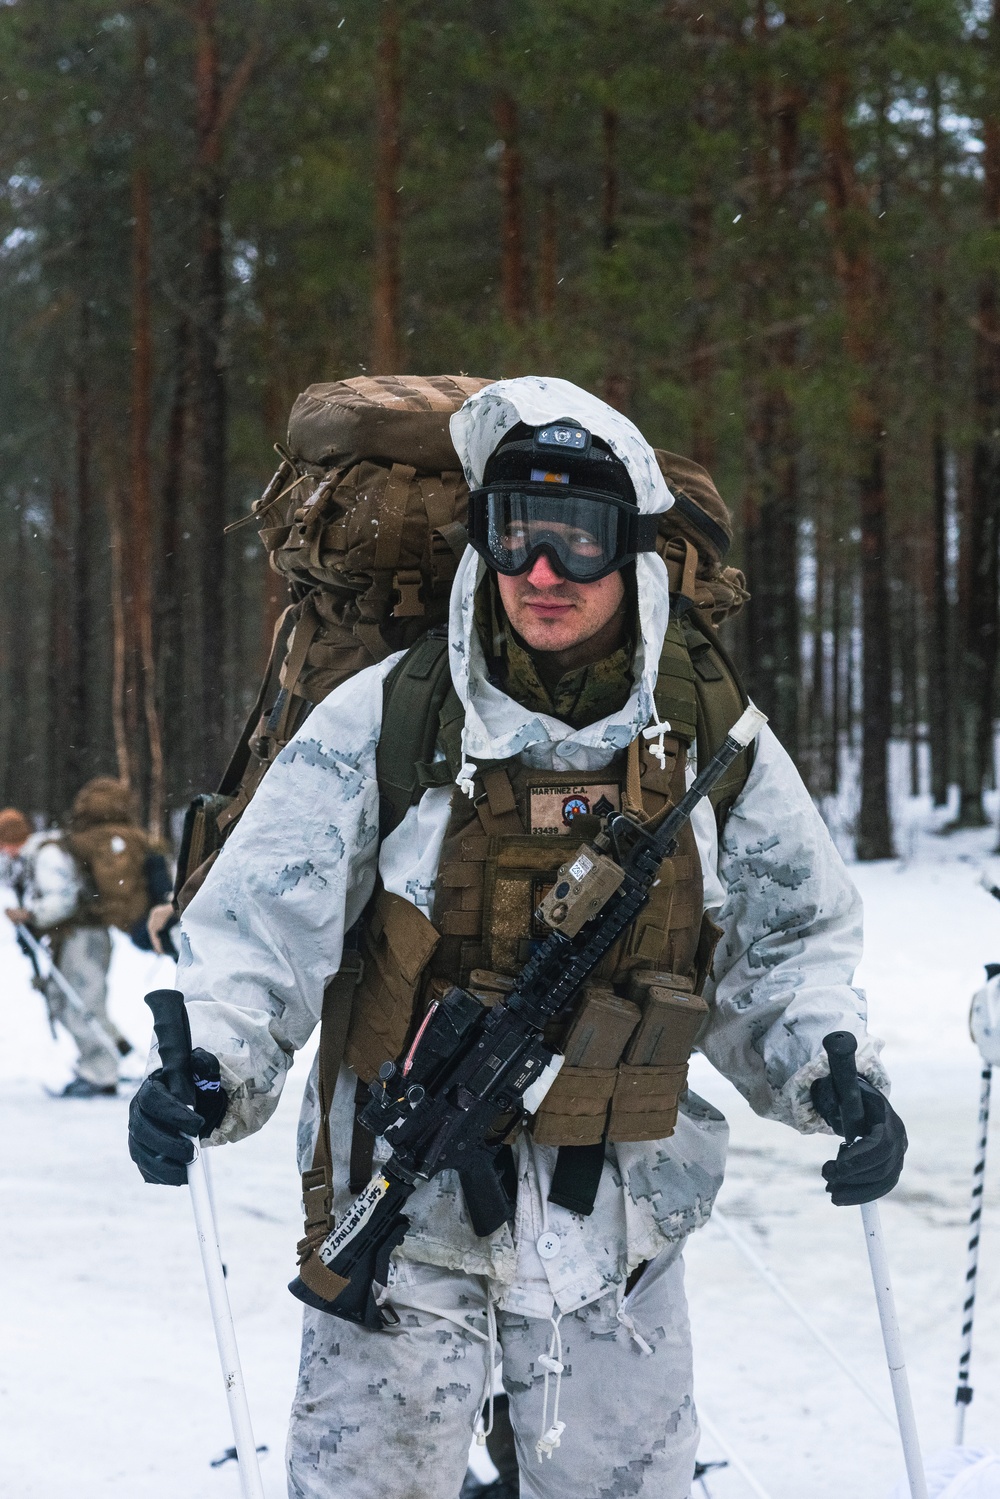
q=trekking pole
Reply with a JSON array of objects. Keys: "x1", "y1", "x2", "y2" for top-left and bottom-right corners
[
  {"x1": 954, "y1": 1058, "x2": 991, "y2": 1443},
  {"x1": 823, "y1": 1033, "x2": 928, "y2": 1499},
  {"x1": 145, "y1": 989, "x2": 266, "y2": 1499},
  {"x1": 14, "y1": 921, "x2": 120, "y2": 1066},
  {"x1": 955, "y1": 955, "x2": 1000, "y2": 1442}
]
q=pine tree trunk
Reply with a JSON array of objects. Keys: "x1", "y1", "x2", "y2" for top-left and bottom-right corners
[
  {"x1": 130, "y1": 26, "x2": 165, "y2": 838},
  {"x1": 602, "y1": 106, "x2": 618, "y2": 253},
  {"x1": 159, "y1": 318, "x2": 189, "y2": 812},
  {"x1": 1, "y1": 507, "x2": 28, "y2": 806},
  {"x1": 963, "y1": 8, "x2": 1000, "y2": 828},
  {"x1": 809, "y1": 514, "x2": 827, "y2": 790},
  {"x1": 599, "y1": 103, "x2": 630, "y2": 413},
  {"x1": 930, "y1": 431, "x2": 951, "y2": 807},
  {"x1": 372, "y1": 0, "x2": 402, "y2": 374},
  {"x1": 538, "y1": 182, "x2": 557, "y2": 319},
  {"x1": 822, "y1": 65, "x2": 894, "y2": 858},
  {"x1": 745, "y1": 384, "x2": 800, "y2": 756},
  {"x1": 494, "y1": 91, "x2": 525, "y2": 325},
  {"x1": 193, "y1": 0, "x2": 229, "y2": 790},
  {"x1": 901, "y1": 540, "x2": 921, "y2": 798},
  {"x1": 929, "y1": 78, "x2": 951, "y2": 808},
  {"x1": 688, "y1": 185, "x2": 714, "y2": 472},
  {"x1": 856, "y1": 435, "x2": 894, "y2": 856},
  {"x1": 829, "y1": 548, "x2": 842, "y2": 797},
  {"x1": 686, "y1": 9, "x2": 725, "y2": 471},
  {"x1": 47, "y1": 481, "x2": 73, "y2": 820},
  {"x1": 743, "y1": 9, "x2": 801, "y2": 759},
  {"x1": 258, "y1": 286, "x2": 290, "y2": 661},
  {"x1": 107, "y1": 486, "x2": 132, "y2": 790},
  {"x1": 70, "y1": 303, "x2": 93, "y2": 790}
]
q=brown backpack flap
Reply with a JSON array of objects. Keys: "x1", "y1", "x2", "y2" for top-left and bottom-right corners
[
  {"x1": 289, "y1": 375, "x2": 493, "y2": 472},
  {"x1": 253, "y1": 379, "x2": 493, "y2": 748}
]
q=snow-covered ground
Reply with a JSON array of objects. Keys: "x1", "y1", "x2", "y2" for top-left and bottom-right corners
[
  {"x1": 2, "y1": 790, "x2": 1000, "y2": 1498},
  {"x1": 686, "y1": 808, "x2": 1000, "y2": 1497}
]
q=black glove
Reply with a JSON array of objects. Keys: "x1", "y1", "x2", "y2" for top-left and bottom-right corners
[
  {"x1": 810, "y1": 1075, "x2": 907, "y2": 1206},
  {"x1": 128, "y1": 1048, "x2": 229, "y2": 1186}
]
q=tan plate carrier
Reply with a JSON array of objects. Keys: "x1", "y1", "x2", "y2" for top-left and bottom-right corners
[{"x1": 297, "y1": 604, "x2": 753, "y2": 1271}]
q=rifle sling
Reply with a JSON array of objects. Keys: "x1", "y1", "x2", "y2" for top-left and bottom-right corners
[{"x1": 349, "y1": 1078, "x2": 377, "y2": 1192}]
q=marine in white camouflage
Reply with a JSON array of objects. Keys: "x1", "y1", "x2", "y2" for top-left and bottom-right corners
[{"x1": 172, "y1": 377, "x2": 888, "y2": 1499}]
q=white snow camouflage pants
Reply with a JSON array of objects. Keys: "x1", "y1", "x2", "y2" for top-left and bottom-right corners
[
  {"x1": 46, "y1": 927, "x2": 121, "y2": 1087},
  {"x1": 287, "y1": 1241, "x2": 698, "y2": 1499}
]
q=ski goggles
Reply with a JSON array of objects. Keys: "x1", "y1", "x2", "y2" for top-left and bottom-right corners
[{"x1": 467, "y1": 485, "x2": 659, "y2": 583}]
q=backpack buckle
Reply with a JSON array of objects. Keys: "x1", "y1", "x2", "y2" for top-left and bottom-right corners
[{"x1": 392, "y1": 569, "x2": 424, "y2": 618}]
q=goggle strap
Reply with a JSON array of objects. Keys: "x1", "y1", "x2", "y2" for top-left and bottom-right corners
[{"x1": 633, "y1": 514, "x2": 660, "y2": 552}]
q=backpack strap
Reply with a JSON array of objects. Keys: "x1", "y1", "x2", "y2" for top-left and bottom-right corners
[
  {"x1": 217, "y1": 602, "x2": 298, "y2": 797},
  {"x1": 655, "y1": 599, "x2": 754, "y2": 833},
  {"x1": 654, "y1": 615, "x2": 699, "y2": 744},
  {"x1": 681, "y1": 606, "x2": 756, "y2": 828},
  {"x1": 375, "y1": 629, "x2": 462, "y2": 838},
  {"x1": 267, "y1": 595, "x2": 324, "y2": 751},
  {"x1": 296, "y1": 950, "x2": 365, "y2": 1296}
]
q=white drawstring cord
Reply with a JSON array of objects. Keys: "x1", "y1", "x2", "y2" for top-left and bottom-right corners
[
  {"x1": 456, "y1": 724, "x2": 477, "y2": 798},
  {"x1": 641, "y1": 700, "x2": 671, "y2": 770},
  {"x1": 526, "y1": 1139, "x2": 567, "y2": 1461},
  {"x1": 473, "y1": 1289, "x2": 499, "y2": 1446},
  {"x1": 378, "y1": 1291, "x2": 490, "y2": 1343},
  {"x1": 535, "y1": 1312, "x2": 566, "y2": 1460}
]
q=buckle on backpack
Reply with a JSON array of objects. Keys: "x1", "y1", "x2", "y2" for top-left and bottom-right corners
[{"x1": 392, "y1": 569, "x2": 424, "y2": 618}]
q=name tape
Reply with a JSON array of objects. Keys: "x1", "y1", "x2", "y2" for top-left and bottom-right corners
[{"x1": 319, "y1": 1175, "x2": 390, "y2": 1266}]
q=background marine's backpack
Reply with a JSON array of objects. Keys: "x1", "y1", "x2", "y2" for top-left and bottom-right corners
[{"x1": 64, "y1": 777, "x2": 153, "y2": 931}]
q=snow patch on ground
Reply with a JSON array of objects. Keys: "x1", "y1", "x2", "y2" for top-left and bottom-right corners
[{"x1": 687, "y1": 805, "x2": 1000, "y2": 1497}]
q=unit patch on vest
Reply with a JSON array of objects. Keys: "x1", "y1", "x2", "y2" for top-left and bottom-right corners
[{"x1": 529, "y1": 783, "x2": 620, "y2": 835}]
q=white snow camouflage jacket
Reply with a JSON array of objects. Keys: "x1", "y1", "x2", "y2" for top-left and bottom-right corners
[
  {"x1": 18, "y1": 831, "x2": 84, "y2": 932},
  {"x1": 172, "y1": 377, "x2": 888, "y2": 1319}
]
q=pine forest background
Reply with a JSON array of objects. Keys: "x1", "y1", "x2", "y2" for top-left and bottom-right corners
[{"x1": 2, "y1": 0, "x2": 999, "y2": 861}]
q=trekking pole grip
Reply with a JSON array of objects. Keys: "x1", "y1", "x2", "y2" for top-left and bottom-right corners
[
  {"x1": 146, "y1": 989, "x2": 196, "y2": 1109},
  {"x1": 823, "y1": 1030, "x2": 866, "y2": 1143}
]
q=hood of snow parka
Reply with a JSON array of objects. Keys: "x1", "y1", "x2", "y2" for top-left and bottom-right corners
[{"x1": 448, "y1": 376, "x2": 674, "y2": 773}]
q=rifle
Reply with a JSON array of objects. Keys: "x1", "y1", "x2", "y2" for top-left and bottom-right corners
[
  {"x1": 13, "y1": 921, "x2": 121, "y2": 1066},
  {"x1": 288, "y1": 705, "x2": 767, "y2": 1329}
]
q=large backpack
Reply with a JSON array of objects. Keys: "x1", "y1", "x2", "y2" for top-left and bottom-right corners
[
  {"x1": 175, "y1": 377, "x2": 751, "y2": 896},
  {"x1": 64, "y1": 777, "x2": 152, "y2": 931},
  {"x1": 176, "y1": 374, "x2": 492, "y2": 900}
]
